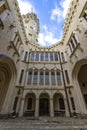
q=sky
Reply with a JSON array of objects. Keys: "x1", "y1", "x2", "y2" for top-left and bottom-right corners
[{"x1": 17, "y1": 0, "x2": 71, "y2": 46}]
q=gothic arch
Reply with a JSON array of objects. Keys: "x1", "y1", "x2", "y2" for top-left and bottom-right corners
[
  {"x1": 72, "y1": 58, "x2": 87, "y2": 114},
  {"x1": 0, "y1": 54, "x2": 17, "y2": 114}
]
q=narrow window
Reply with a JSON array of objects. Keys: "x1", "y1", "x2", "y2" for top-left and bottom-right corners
[
  {"x1": 30, "y1": 53, "x2": 35, "y2": 61},
  {"x1": 71, "y1": 39, "x2": 75, "y2": 50},
  {"x1": 27, "y1": 98, "x2": 32, "y2": 110},
  {"x1": 40, "y1": 71, "x2": 44, "y2": 85},
  {"x1": 35, "y1": 53, "x2": 39, "y2": 61},
  {"x1": 73, "y1": 35, "x2": 78, "y2": 46},
  {"x1": 50, "y1": 53, "x2": 54, "y2": 61},
  {"x1": 61, "y1": 52, "x2": 65, "y2": 62},
  {"x1": 45, "y1": 71, "x2": 49, "y2": 85},
  {"x1": 51, "y1": 71, "x2": 56, "y2": 85},
  {"x1": 45, "y1": 53, "x2": 48, "y2": 61},
  {"x1": 40, "y1": 53, "x2": 44, "y2": 61},
  {"x1": 19, "y1": 69, "x2": 24, "y2": 83},
  {"x1": 69, "y1": 44, "x2": 73, "y2": 52},
  {"x1": 27, "y1": 71, "x2": 32, "y2": 84},
  {"x1": 65, "y1": 70, "x2": 70, "y2": 84},
  {"x1": 70, "y1": 97, "x2": 75, "y2": 110},
  {"x1": 54, "y1": 53, "x2": 58, "y2": 61},
  {"x1": 24, "y1": 51, "x2": 28, "y2": 61},
  {"x1": 33, "y1": 71, "x2": 38, "y2": 84},
  {"x1": 57, "y1": 72, "x2": 62, "y2": 85}
]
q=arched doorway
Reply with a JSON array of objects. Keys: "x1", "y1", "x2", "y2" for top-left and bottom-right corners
[
  {"x1": 72, "y1": 59, "x2": 87, "y2": 114},
  {"x1": 0, "y1": 54, "x2": 17, "y2": 114},
  {"x1": 53, "y1": 93, "x2": 65, "y2": 116},
  {"x1": 78, "y1": 64, "x2": 87, "y2": 107},
  {"x1": 24, "y1": 93, "x2": 36, "y2": 116},
  {"x1": 39, "y1": 93, "x2": 49, "y2": 116}
]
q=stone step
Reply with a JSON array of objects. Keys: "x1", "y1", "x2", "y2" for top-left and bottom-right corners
[{"x1": 0, "y1": 127, "x2": 87, "y2": 130}]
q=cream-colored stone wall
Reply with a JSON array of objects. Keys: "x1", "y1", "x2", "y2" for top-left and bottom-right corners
[{"x1": 0, "y1": 0, "x2": 87, "y2": 117}]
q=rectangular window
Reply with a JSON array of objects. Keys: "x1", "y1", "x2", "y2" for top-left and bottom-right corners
[
  {"x1": 57, "y1": 72, "x2": 62, "y2": 85},
  {"x1": 27, "y1": 98, "x2": 32, "y2": 110},
  {"x1": 73, "y1": 35, "x2": 78, "y2": 46},
  {"x1": 54, "y1": 53, "x2": 58, "y2": 61},
  {"x1": 50, "y1": 53, "x2": 54, "y2": 61},
  {"x1": 27, "y1": 71, "x2": 32, "y2": 84},
  {"x1": 19, "y1": 69, "x2": 24, "y2": 83},
  {"x1": 45, "y1": 72, "x2": 49, "y2": 85},
  {"x1": 45, "y1": 53, "x2": 48, "y2": 61},
  {"x1": 69, "y1": 44, "x2": 73, "y2": 52},
  {"x1": 71, "y1": 39, "x2": 75, "y2": 50},
  {"x1": 33, "y1": 71, "x2": 38, "y2": 84},
  {"x1": 65, "y1": 70, "x2": 70, "y2": 84},
  {"x1": 39, "y1": 71, "x2": 44, "y2": 85},
  {"x1": 51, "y1": 72, "x2": 56, "y2": 85},
  {"x1": 40, "y1": 53, "x2": 44, "y2": 61},
  {"x1": 30, "y1": 53, "x2": 35, "y2": 61},
  {"x1": 35, "y1": 53, "x2": 39, "y2": 61},
  {"x1": 70, "y1": 97, "x2": 75, "y2": 110},
  {"x1": 24, "y1": 51, "x2": 28, "y2": 61}
]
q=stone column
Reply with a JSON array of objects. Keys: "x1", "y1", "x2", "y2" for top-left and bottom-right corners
[
  {"x1": 19, "y1": 98, "x2": 25, "y2": 117},
  {"x1": 35, "y1": 98, "x2": 39, "y2": 117},
  {"x1": 64, "y1": 98, "x2": 70, "y2": 117},
  {"x1": 37, "y1": 70, "x2": 40, "y2": 85},
  {"x1": 50, "y1": 98, "x2": 54, "y2": 117}
]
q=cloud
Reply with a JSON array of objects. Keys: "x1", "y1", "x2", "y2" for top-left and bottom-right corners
[
  {"x1": 50, "y1": 0, "x2": 71, "y2": 22},
  {"x1": 51, "y1": 6, "x2": 62, "y2": 23},
  {"x1": 17, "y1": 0, "x2": 36, "y2": 14},
  {"x1": 38, "y1": 25, "x2": 62, "y2": 46},
  {"x1": 60, "y1": 0, "x2": 71, "y2": 18}
]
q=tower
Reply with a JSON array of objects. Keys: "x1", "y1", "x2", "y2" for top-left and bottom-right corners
[{"x1": 22, "y1": 12, "x2": 40, "y2": 44}]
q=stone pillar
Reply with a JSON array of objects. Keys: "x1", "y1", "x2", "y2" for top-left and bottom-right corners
[
  {"x1": 64, "y1": 98, "x2": 70, "y2": 117},
  {"x1": 19, "y1": 98, "x2": 25, "y2": 117},
  {"x1": 35, "y1": 98, "x2": 39, "y2": 117},
  {"x1": 50, "y1": 98, "x2": 54, "y2": 117}
]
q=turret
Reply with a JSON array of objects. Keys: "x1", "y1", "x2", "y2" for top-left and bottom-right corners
[{"x1": 22, "y1": 12, "x2": 40, "y2": 44}]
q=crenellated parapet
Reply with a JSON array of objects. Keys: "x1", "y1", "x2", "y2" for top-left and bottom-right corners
[{"x1": 62, "y1": 0, "x2": 79, "y2": 42}]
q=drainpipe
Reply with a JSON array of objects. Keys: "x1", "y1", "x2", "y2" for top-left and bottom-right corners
[{"x1": 58, "y1": 51, "x2": 71, "y2": 117}]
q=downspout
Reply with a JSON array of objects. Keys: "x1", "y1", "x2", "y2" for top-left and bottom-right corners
[{"x1": 58, "y1": 51, "x2": 71, "y2": 117}]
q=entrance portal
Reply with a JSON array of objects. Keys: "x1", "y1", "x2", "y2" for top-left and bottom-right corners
[
  {"x1": 39, "y1": 98, "x2": 49, "y2": 116},
  {"x1": 78, "y1": 64, "x2": 87, "y2": 106}
]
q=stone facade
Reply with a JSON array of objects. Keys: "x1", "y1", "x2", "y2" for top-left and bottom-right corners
[{"x1": 0, "y1": 0, "x2": 87, "y2": 118}]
